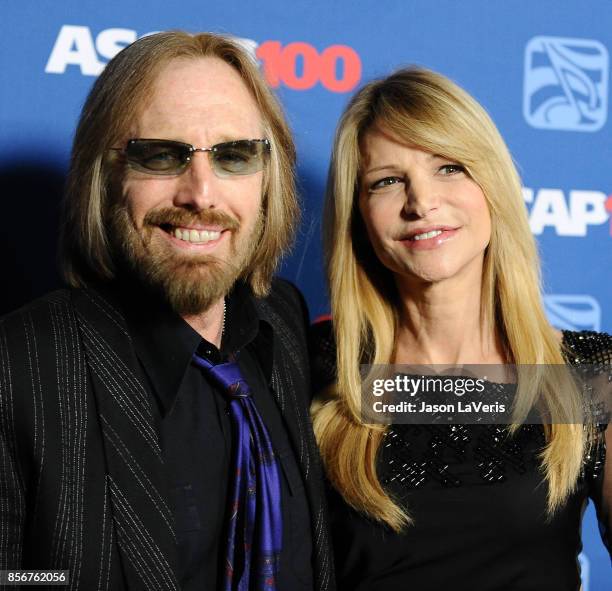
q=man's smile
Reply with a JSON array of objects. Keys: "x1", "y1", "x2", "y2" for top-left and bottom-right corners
[
  {"x1": 153, "y1": 223, "x2": 229, "y2": 249},
  {"x1": 171, "y1": 227, "x2": 222, "y2": 243}
]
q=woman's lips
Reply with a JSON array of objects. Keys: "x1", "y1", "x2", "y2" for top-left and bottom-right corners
[{"x1": 398, "y1": 227, "x2": 458, "y2": 250}]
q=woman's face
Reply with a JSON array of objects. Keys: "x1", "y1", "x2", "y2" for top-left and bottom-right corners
[{"x1": 358, "y1": 126, "x2": 491, "y2": 289}]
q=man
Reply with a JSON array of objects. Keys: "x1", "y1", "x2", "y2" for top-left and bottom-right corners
[{"x1": 0, "y1": 32, "x2": 334, "y2": 591}]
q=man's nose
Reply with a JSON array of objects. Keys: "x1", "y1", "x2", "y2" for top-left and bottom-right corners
[{"x1": 172, "y1": 152, "x2": 221, "y2": 210}]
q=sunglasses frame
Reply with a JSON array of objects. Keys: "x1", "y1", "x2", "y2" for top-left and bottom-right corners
[{"x1": 109, "y1": 138, "x2": 271, "y2": 177}]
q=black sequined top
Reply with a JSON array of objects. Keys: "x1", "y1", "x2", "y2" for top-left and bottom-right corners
[{"x1": 310, "y1": 323, "x2": 612, "y2": 591}]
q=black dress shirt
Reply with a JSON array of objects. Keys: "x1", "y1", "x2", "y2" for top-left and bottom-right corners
[{"x1": 116, "y1": 281, "x2": 313, "y2": 590}]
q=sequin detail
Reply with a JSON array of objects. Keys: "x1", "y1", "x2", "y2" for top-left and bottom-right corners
[
  {"x1": 379, "y1": 331, "x2": 611, "y2": 491},
  {"x1": 381, "y1": 423, "x2": 547, "y2": 491}
]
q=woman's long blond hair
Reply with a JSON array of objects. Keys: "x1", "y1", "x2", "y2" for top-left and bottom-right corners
[{"x1": 313, "y1": 67, "x2": 588, "y2": 531}]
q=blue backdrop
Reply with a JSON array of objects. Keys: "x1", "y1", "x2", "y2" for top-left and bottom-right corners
[{"x1": 1, "y1": 1, "x2": 610, "y2": 587}]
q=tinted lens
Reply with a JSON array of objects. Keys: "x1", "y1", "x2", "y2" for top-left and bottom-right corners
[
  {"x1": 211, "y1": 140, "x2": 269, "y2": 176},
  {"x1": 125, "y1": 140, "x2": 189, "y2": 174}
]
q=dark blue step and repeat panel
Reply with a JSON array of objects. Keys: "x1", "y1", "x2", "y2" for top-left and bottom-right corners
[{"x1": 1, "y1": 1, "x2": 610, "y2": 587}]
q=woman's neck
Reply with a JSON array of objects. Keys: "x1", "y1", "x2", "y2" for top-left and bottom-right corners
[{"x1": 393, "y1": 273, "x2": 505, "y2": 365}]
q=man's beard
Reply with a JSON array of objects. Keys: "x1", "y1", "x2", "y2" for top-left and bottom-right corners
[{"x1": 109, "y1": 204, "x2": 263, "y2": 316}]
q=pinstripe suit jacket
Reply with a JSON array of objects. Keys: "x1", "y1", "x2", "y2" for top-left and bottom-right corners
[{"x1": 0, "y1": 282, "x2": 334, "y2": 590}]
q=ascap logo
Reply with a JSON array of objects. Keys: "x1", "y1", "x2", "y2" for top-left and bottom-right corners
[
  {"x1": 44, "y1": 26, "x2": 254, "y2": 76},
  {"x1": 522, "y1": 187, "x2": 610, "y2": 236},
  {"x1": 544, "y1": 295, "x2": 601, "y2": 332},
  {"x1": 523, "y1": 36, "x2": 608, "y2": 132},
  {"x1": 46, "y1": 26, "x2": 144, "y2": 76},
  {"x1": 45, "y1": 25, "x2": 362, "y2": 93}
]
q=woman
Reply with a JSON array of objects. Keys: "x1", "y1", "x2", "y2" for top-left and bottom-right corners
[{"x1": 311, "y1": 67, "x2": 611, "y2": 590}]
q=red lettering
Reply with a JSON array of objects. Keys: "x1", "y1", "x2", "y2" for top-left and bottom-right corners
[
  {"x1": 257, "y1": 40, "x2": 362, "y2": 92},
  {"x1": 280, "y1": 42, "x2": 319, "y2": 90},
  {"x1": 256, "y1": 40, "x2": 283, "y2": 87},
  {"x1": 320, "y1": 45, "x2": 362, "y2": 93}
]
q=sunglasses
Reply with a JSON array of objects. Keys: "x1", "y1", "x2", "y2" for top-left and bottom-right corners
[{"x1": 110, "y1": 138, "x2": 271, "y2": 177}]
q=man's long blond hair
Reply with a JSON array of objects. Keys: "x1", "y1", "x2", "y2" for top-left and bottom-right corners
[
  {"x1": 313, "y1": 67, "x2": 588, "y2": 531},
  {"x1": 60, "y1": 31, "x2": 297, "y2": 295}
]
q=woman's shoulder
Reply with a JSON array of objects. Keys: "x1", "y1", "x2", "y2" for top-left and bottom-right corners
[
  {"x1": 309, "y1": 316, "x2": 334, "y2": 344},
  {"x1": 561, "y1": 330, "x2": 612, "y2": 434},
  {"x1": 561, "y1": 329, "x2": 612, "y2": 364}
]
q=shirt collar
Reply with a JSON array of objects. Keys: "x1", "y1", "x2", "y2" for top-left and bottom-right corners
[{"x1": 107, "y1": 279, "x2": 272, "y2": 417}]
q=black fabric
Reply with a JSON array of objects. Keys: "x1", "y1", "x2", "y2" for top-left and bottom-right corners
[
  {"x1": 0, "y1": 281, "x2": 335, "y2": 591},
  {"x1": 115, "y1": 281, "x2": 313, "y2": 590},
  {"x1": 311, "y1": 320, "x2": 611, "y2": 591}
]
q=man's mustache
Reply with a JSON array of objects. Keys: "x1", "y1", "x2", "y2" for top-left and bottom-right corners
[{"x1": 143, "y1": 207, "x2": 240, "y2": 231}]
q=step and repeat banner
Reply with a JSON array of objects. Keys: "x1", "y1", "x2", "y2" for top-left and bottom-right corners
[{"x1": 1, "y1": 1, "x2": 610, "y2": 587}]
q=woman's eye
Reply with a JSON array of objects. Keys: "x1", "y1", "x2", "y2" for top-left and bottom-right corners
[
  {"x1": 369, "y1": 176, "x2": 403, "y2": 192},
  {"x1": 438, "y1": 163, "x2": 465, "y2": 175}
]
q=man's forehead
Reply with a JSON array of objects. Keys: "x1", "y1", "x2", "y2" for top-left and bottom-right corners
[
  {"x1": 149, "y1": 57, "x2": 256, "y2": 106},
  {"x1": 129, "y1": 56, "x2": 264, "y2": 138}
]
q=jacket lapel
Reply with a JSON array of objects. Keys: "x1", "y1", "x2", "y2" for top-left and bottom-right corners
[
  {"x1": 255, "y1": 294, "x2": 335, "y2": 591},
  {"x1": 72, "y1": 288, "x2": 179, "y2": 591}
]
